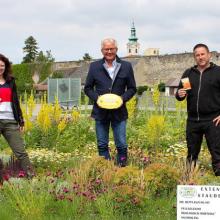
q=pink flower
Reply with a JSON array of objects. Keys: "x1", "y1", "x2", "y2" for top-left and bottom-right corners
[
  {"x1": 18, "y1": 170, "x2": 25, "y2": 178},
  {"x1": 120, "y1": 156, "x2": 126, "y2": 161},
  {"x1": 63, "y1": 187, "x2": 69, "y2": 193},
  {"x1": 95, "y1": 179, "x2": 101, "y2": 184},
  {"x1": 142, "y1": 156, "x2": 150, "y2": 163}
]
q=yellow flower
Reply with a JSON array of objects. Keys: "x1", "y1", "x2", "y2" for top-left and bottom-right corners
[
  {"x1": 53, "y1": 96, "x2": 62, "y2": 123},
  {"x1": 152, "y1": 84, "x2": 160, "y2": 109},
  {"x1": 37, "y1": 101, "x2": 51, "y2": 133},
  {"x1": 58, "y1": 116, "x2": 67, "y2": 133},
  {"x1": 72, "y1": 110, "x2": 80, "y2": 121},
  {"x1": 126, "y1": 96, "x2": 137, "y2": 119},
  {"x1": 146, "y1": 114, "x2": 165, "y2": 152}
]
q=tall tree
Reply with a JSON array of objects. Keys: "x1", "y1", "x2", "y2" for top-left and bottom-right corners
[
  {"x1": 83, "y1": 53, "x2": 92, "y2": 61},
  {"x1": 22, "y1": 36, "x2": 39, "y2": 63}
]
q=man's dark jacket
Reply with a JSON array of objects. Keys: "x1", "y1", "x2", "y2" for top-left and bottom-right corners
[
  {"x1": 175, "y1": 63, "x2": 220, "y2": 121},
  {"x1": 84, "y1": 56, "x2": 136, "y2": 121}
]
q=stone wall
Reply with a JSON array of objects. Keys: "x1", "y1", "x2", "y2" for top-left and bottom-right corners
[
  {"x1": 51, "y1": 52, "x2": 220, "y2": 86},
  {"x1": 134, "y1": 52, "x2": 220, "y2": 86},
  {"x1": 52, "y1": 60, "x2": 81, "y2": 71}
]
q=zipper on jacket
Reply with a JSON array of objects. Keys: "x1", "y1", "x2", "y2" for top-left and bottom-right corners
[{"x1": 196, "y1": 72, "x2": 203, "y2": 121}]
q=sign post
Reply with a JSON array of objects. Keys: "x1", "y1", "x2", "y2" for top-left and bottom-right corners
[{"x1": 177, "y1": 185, "x2": 220, "y2": 220}]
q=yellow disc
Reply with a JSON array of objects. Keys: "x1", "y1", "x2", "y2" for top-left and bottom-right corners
[{"x1": 97, "y1": 94, "x2": 123, "y2": 109}]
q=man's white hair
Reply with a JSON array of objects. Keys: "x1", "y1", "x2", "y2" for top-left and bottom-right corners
[{"x1": 101, "y1": 38, "x2": 118, "y2": 49}]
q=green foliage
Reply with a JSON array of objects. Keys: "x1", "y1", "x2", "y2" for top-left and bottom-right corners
[
  {"x1": 144, "y1": 196, "x2": 176, "y2": 220},
  {"x1": 83, "y1": 53, "x2": 92, "y2": 61},
  {"x1": 31, "y1": 62, "x2": 53, "y2": 82},
  {"x1": 12, "y1": 63, "x2": 33, "y2": 94},
  {"x1": 55, "y1": 118, "x2": 96, "y2": 153},
  {"x1": 144, "y1": 163, "x2": 180, "y2": 197},
  {"x1": 22, "y1": 36, "x2": 39, "y2": 63},
  {"x1": 126, "y1": 113, "x2": 149, "y2": 149},
  {"x1": 0, "y1": 92, "x2": 217, "y2": 220},
  {"x1": 137, "y1": 85, "x2": 148, "y2": 95},
  {"x1": 114, "y1": 166, "x2": 141, "y2": 186},
  {"x1": 86, "y1": 156, "x2": 115, "y2": 181},
  {"x1": 110, "y1": 184, "x2": 145, "y2": 216},
  {"x1": 20, "y1": 36, "x2": 54, "y2": 91},
  {"x1": 52, "y1": 71, "x2": 64, "y2": 78},
  {"x1": 80, "y1": 90, "x2": 86, "y2": 104},
  {"x1": 2, "y1": 178, "x2": 52, "y2": 220},
  {"x1": 146, "y1": 114, "x2": 166, "y2": 153},
  {"x1": 24, "y1": 125, "x2": 58, "y2": 149},
  {"x1": 12, "y1": 62, "x2": 53, "y2": 95},
  {"x1": 158, "y1": 82, "x2": 165, "y2": 92},
  {"x1": 35, "y1": 50, "x2": 55, "y2": 63},
  {"x1": 152, "y1": 84, "x2": 160, "y2": 111}
]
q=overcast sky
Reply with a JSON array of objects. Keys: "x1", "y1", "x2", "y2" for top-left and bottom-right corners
[{"x1": 1, "y1": 0, "x2": 220, "y2": 64}]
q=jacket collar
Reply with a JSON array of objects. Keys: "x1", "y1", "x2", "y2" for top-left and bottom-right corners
[{"x1": 192, "y1": 62, "x2": 216, "y2": 71}]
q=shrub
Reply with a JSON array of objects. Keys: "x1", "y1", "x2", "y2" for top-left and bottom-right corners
[
  {"x1": 55, "y1": 118, "x2": 96, "y2": 153},
  {"x1": 110, "y1": 184, "x2": 145, "y2": 216},
  {"x1": 114, "y1": 166, "x2": 141, "y2": 187},
  {"x1": 137, "y1": 85, "x2": 148, "y2": 96},
  {"x1": 144, "y1": 162, "x2": 180, "y2": 197}
]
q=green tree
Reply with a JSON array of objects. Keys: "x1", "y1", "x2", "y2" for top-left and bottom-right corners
[
  {"x1": 22, "y1": 36, "x2": 39, "y2": 63},
  {"x1": 83, "y1": 53, "x2": 92, "y2": 61},
  {"x1": 12, "y1": 63, "x2": 33, "y2": 94},
  {"x1": 36, "y1": 50, "x2": 55, "y2": 63},
  {"x1": 158, "y1": 82, "x2": 165, "y2": 92},
  {"x1": 137, "y1": 85, "x2": 148, "y2": 95}
]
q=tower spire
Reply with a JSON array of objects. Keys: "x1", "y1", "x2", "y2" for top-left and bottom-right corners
[{"x1": 127, "y1": 21, "x2": 140, "y2": 56}]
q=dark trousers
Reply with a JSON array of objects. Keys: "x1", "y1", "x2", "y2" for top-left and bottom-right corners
[
  {"x1": 0, "y1": 119, "x2": 32, "y2": 172},
  {"x1": 186, "y1": 120, "x2": 220, "y2": 175}
]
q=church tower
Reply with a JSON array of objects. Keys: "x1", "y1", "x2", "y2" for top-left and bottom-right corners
[{"x1": 127, "y1": 22, "x2": 140, "y2": 56}]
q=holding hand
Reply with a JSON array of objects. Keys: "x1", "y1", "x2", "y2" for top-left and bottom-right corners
[
  {"x1": 213, "y1": 115, "x2": 220, "y2": 126},
  {"x1": 178, "y1": 88, "x2": 187, "y2": 98}
]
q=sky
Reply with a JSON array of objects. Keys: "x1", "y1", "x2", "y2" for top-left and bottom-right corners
[{"x1": 1, "y1": 0, "x2": 220, "y2": 64}]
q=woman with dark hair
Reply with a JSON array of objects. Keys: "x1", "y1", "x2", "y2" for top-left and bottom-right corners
[{"x1": 0, "y1": 53, "x2": 34, "y2": 178}]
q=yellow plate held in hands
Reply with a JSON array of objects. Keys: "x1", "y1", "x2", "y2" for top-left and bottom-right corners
[{"x1": 97, "y1": 94, "x2": 123, "y2": 109}]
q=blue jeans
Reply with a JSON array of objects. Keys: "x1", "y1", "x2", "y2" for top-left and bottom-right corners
[{"x1": 95, "y1": 119, "x2": 128, "y2": 166}]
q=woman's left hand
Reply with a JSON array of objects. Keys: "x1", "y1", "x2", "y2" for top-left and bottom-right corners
[{"x1": 19, "y1": 126, "x2": 25, "y2": 133}]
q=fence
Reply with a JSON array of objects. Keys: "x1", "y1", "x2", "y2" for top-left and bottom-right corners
[
  {"x1": 138, "y1": 92, "x2": 179, "y2": 111},
  {"x1": 48, "y1": 78, "x2": 81, "y2": 109}
]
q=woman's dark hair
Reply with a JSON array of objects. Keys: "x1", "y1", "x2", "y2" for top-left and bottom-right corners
[
  {"x1": 0, "y1": 54, "x2": 13, "y2": 81},
  {"x1": 193, "y1": 43, "x2": 209, "y2": 52}
]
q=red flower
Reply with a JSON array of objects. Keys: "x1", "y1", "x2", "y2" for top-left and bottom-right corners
[
  {"x1": 18, "y1": 170, "x2": 25, "y2": 178},
  {"x1": 3, "y1": 174, "x2": 10, "y2": 181}
]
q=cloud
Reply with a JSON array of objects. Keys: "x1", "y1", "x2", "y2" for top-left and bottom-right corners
[{"x1": 1, "y1": 0, "x2": 220, "y2": 63}]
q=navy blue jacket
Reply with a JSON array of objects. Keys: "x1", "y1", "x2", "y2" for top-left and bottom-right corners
[{"x1": 84, "y1": 56, "x2": 136, "y2": 121}]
